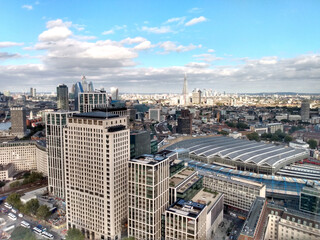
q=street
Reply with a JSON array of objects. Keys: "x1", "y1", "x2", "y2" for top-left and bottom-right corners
[{"x1": 0, "y1": 203, "x2": 61, "y2": 240}]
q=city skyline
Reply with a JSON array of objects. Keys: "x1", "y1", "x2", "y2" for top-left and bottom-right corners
[{"x1": 1, "y1": 1, "x2": 320, "y2": 93}]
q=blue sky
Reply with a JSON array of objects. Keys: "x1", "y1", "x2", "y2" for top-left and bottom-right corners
[{"x1": 1, "y1": 0, "x2": 320, "y2": 93}]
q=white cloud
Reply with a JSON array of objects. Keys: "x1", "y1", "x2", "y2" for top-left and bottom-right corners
[
  {"x1": 159, "y1": 41, "x2": 201, "y2": 53},
  {"x1": 134, "y1": 41, "x2": 152, "y2": 50},
  {"x1": 2, "y1": 18, "x2": 320, "y2": 94},
  {"x1": 208, "y1": 49, "x2": 215, "y2": 53},
  {"x1": 102, "y1": 30, "x2": 114, "y2": 35},
  {"x1": 46, "y1": 19, "x2": 72, "y2": 28},
  {"x1": 193, "y1": 53, "x2": 223, "y2": 62},
  {"x1": 0, "y1": 42, "x2": 24, "y2": 48},
  {"x1": 121, "y1": 37, "x2": 146, "y2": 45},
  {"x1": 141, "y1": 26, "x2": 172, "y2": 34},
  {"x1": 185, "y1": 62, "x2": 210, "y2": 68},
  {"x1": 73, "y1": 24, "x2": 85, "y2": 31},
  {"x1": 39, "y1": 26, "x2": 72, "y2": 41},
  {"x1": 165, "y1": 17, "x2": 186, "y2": 25},
  {"x1": 22, "y1": 5, "x2": 33, "y2": 10},
  {"x1": 0, "y1": 52, "x2": 21, "y2": 60},
  {"x1": 185, "y1": 16, "x2": 207, "y2": 26},
  {"x1": 188, "y1": 7, "x2": 202, "y2": 13},
  {"x1": 102, "y1": 25, "x2": 126, "y2": 35}
]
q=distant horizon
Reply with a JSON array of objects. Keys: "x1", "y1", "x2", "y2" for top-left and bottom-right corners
[{"x1": 2, "y1": 90, "x2": 320, "y2": 95}]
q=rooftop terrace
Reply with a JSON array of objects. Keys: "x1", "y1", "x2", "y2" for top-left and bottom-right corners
[{"x1": 168, "y1": 199, "x2": 206, "y2": 218}]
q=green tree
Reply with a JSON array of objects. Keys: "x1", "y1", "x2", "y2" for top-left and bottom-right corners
[
  {"x1": 284, "y1": 135, "x2": 293, "y2": 143},
  {"x1": 219, "y1": 130, "x2": 229, "y2": 136},
  {"x1": 25, "y1": 199, "x2": 40, "y2": 215},
  {"x1": 226, "y1": 121, "x2": 236, "y2": 128},
  {"x1": 36, "y1": 205, "x2": 51, "y2": 220},
  {"x1": 271, "y1": 134, "x2": 280, "y2": 142},
  {"x1": 10, "y1": 181, "x2": 21, "y2": 188},
  {"x1": 0, "y1": 181, "x2": 6, "y2": 188},
  {"x1": 10, "y1": 226, "x2": 36, "y2": 240},
  {"x1": 236, "y1": 122, "x2": 249, "y2": 131},
  {"x1": 247, "y1": 132, "x2": 260, "y2": 141},
  {"x1": 65, "y1": 228, "x2": 85, "y2": 240},
  {"x1": 6, "y1": 193, "x2": 22, "y2": 209},
  {"x1": 308, "y1": 139, "x2": 318, "y2": 149}
]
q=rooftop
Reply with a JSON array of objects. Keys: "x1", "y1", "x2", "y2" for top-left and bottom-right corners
[
  {"x1": 130, "y1": 150, "x2": 174, "y2": 165},
  {"x1": 191, "y1": 189, "x2": 221, "y2": 211},
  {"x1": 73, "y1": 111, "x2": 119, "y2": 119},
  {"x1": 240, "y1": 197, "x2": 266, "y2": 237},
  {"x1": 168, "y1": 199, "x2": 206, "y2": 218},
  {"x1": 170, "y1": 167, "x2": 198, "y2": 188},
  {"x1": 166, "y1": 136, "x2": 307, "y2": 168}
]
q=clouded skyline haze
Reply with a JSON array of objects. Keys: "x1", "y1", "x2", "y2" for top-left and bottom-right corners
[{"x1": 1, "y1": 0, "x2": 320, "y2": 93}]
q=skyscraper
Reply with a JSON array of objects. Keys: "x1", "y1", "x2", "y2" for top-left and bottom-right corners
[
  {"x1": 10, "y1": 107, "x2": 27, "y2": 138},
  {"x1": 128, "y1": 151, "x2": 172, "y2": 240},
  {"x1": 64, "y1": 112, "x2": 129, "y2": 240},
  {"x1": 192, "y1": 89, "x2": 202, "y2": 104},
  {"x1": 46, "y1": 111, "x2": 75, "y2": 199},
  {"x1": 74, "y1": 81, "x2": 84, "y2": 111},
  {"x1": 182, "y1": 73, "x2": 188, "y2": 105},
  {"x1": 30, "y1": 88, "x2": 36, "y2": 98},
  {"x1": 110, "y1": 87, "x2": 119, "y2": 100},
  {"x1": 177, "y1": 109, "x2": 192, "y2": 135},
  {"x1": 81, "y1": 75, "x2": 88, "y2": 92},
  {"x1": 301, "y1": 99, "x2": 310, "y2": 122},
  {"x1": 88, "y1": 81, "x2": 94, "y2": 92},
  {"x1": 57, "y1": 84, "x2": 69, "y2": 110}
]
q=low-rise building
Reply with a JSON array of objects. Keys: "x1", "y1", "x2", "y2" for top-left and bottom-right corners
[
  {"x1": 203, "y1": 173, "x2": 266, "y2": 211},
  {"x1": 264, "y1": 204, "x2": 320, "y2": 240},
  {"x1": 191, "y1": 189, "x2": 224, "y2": 239},
  {"x1": 300, "y1": 184, "x2": 320, "y2": 215},
  {"x1": 0, "y1": 140, "x2": 48, "y2": 176},
  {"x1": 267, "y1": 123, "x2": 283, "y2": 134},
  {"x1": 0, "y1": 163, "x2": 14, "y2": 181},
  {"x1": 165, "y1": 199, "x2": 207, "y2": 240},
  {"x1": 239, "y1": 197, "x2": 267, "y2": 240}
]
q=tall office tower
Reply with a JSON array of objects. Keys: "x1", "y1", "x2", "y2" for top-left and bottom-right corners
[
  {"x1": 57, "y1": 84, "x2": 69, "y2": 110},
  {"x1": 148, "y1": 109, "x2": 161, "y2": 122},
  {"x1": 74, "y1": 82, "x2": 84, "y2": 111},
  {"x1": 88, "y1": 81, "x2": 94, "y2": 92},
  {"x1": 29, "y1": 88, "x2": 36, "y2": 98},
  {"x1": 192, "y1": 89, "x2": 202, "y2": 104},
  {"x1": 130, "y1": 131, "x2": 151, "y2": 159},
  {"x1": 78, "y1": 91, "x2": 108, "y2": 113},
  {"x1": 177, "y1": 109, "x2": 192, "y2": 135},
  {"x1": 81, "y1": 75, "x2": 88, "y2": 92},
  {"x1": 64, "y1": 112, "x2": 129, "y2": 240},
  {"x1": 46, "y1": 111, "x2": 75, "y2": 199},
  {"x1": 301, "y1": 99, "x2": 310, "y2": 122},
  {"x1": 10, "y1": 107, "x2": 27, "y2": 138},
  {"x1": 110, "y1": 87, "x2": 119, "y2": 100},
  {"x1": 128, "y1": 151, "x2": 172, "y2": 240},
  {"x1": 182, "y1": 73, "x2": 188, "y2": 105}
]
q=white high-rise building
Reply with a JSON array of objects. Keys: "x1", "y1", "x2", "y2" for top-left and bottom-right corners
[
  {"x1": 78, "y1": 91, "x2": 108, "y2": 113},
  {"x1": 46, "y1": 111, "x2": 75, "y2": 199},
  {"x1": 128, "y1": 151, "x2": 173, "y2": 240},
  {"x1": 110, "y1": 87, "x2": 119, "y2": 100},
  {"x1": 64, "y1": 112, "x2": 129, "y2": 240}
]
